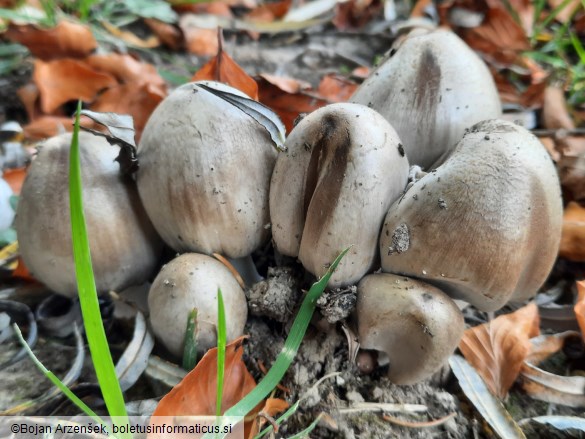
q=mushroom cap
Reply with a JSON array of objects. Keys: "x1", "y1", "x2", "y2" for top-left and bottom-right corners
[
  {"x1": 16, "y1": 132, "x2": 162, "y2": 297},
  {"x1": 148, "y1": 253, "x2": 248, "y2": 357},
  {"x1": 380, "y1": 119, "x2": 563, "y2": 311},
  {"x1": 351, "y1": 29, "x2": 501, "y2": 170},
  {"x1": 356, "y1": 273, "x2": 464, "y2": 385},
  {"x1": 137, "y1": 81, "x2": 278, "y2": 258},
  {"x1": 270, "y1": 103, "x2": 409, "y2": 287}
]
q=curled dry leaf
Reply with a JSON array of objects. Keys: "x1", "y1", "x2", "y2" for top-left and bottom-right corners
[
  {"x1": 459, "y1": 303, "x2": 540, "y2": 399},
  {"x1": 258, "y1": 74, "x2": 311, "y2": 94},
  {"x1": 559, "y1": 202, "x2": 585, "y2": 261},
  {"x1": 317, "y1": 74, "x2": 358, "y2": 102},
  {"x1": 548, "y1": 0, "x2": 582, "y2": 24},
  {"x1": 576, "y1": 281, "x2": 585, "y2": 341},
  {"x1": 4, "y1": 21, "x2": 97, "y2": 60},
  {"x1": 526, "y1": 331, "x2": 582, "y2": 365},
  {"x1": 519, "y1": 362, "x2": 585, "y2": 408},
  {"x1": 192, "y1": 33, "x2": 258, "y2": 100},
  {"x1": 248, "y1": 398, "x2": 290, "y2": 437},
  {"x1": 179, "y1": 15, "x2": 219, "y2": 57},
  {"x1": 144, "y1": 18, "x2": 183, "y2": 51},
  {"x1": 33, "y1": 59, "x2": 117, "y2": 114},
  {"x1": 151, "y1": 335, "x2": 257, "y2": 418}
]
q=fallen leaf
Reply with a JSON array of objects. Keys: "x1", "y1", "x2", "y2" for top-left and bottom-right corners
[
  {"x1": 179, "y1": 15, "x2": 219, "y2": 57},
  {"x1": 16, "y1": 83, "x2": 41, "y2": 121},
  {"x1": 173, "y1": 2, "x2": 233, "y2": 17},
  {"x1": 459, "y1": 303, "x2": 540, "y2": 399},
  {"x1": 22, "y1": 115, "x2": 100, "y2": 140},
  {"x1": 247, "y1": 0, "x2": 292, "y2": 21},
  {"x1": 333, "y1": 0, "x2": 382, "y2": 30},
  {"x1": 526, "y1": 331, "x2": 581, "y2": 365},
  {"x1": 2, "y1": 167, "x2": 26, "y2": 195},
  {"x1": 12, "y1": 256, "x2": 35, "y2": 282},
  {"x1": 150, "y1": 336, "x2": 258, "y2": 437},
  {"x1": 547, "y1": 0, "x2": 582, "y2": 24},
  {"x1": 543, "y1": 86, "x2": 585, "y2": 156},
  {"x1": 101, "y1": 21, "x2": 160, "y2": 48},
  {"x1": 351, "y1": 66, "x2": 370, "y2": 79},
  {"x1": 257, "y1": 74, "x2": 310, "y2": 94},
  {"x1": 144, "y1": 18, "x2": 183, "y2": 51},
  {"x1": 248, "y1": 398, "x2": 289, "y2": 437},
  {"x1": 85, "y1": 53, "x2": 167, "y2": 97},
  {"x1": 560, "y1": 202, "x2": 585, "y2": 261},
  {"x1": 523, "y1": 415, "x2": 585, "y2": 432},
  {"x1": 33, "y1": 59, "x2": 117, "y2": 114},
  {"x1": 4, "y1": 20, "x2": 97, "y2": 60},
  {"x1": 90, "y1": 82, "x2": 165, "y2": 139},
  {"x1": 576, "y1": 281, "x2": 585, "y2": 341},
  {"x1": 193, "y1": 31, "x2": 258, "y2": 100},
  {"x1": 257, "y1": 78, "x2": 329, "y2": 132},
  {"x1": 317, "y1": 74, "x2": 358, "y2": 102},
  {"x1": 519, "y1": 361, "x2": 585, "y2": 407}
]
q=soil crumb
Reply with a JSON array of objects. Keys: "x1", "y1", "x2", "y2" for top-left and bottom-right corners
[{"x1": 246, "y1": 267, "x2": 302, "y2": 322}]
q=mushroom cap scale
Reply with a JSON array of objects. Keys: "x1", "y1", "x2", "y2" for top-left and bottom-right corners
[
  {"x1": 137, "y1": 81, "x2": 277, "y2": 258},
  {"x1": 356, "y1": 273, "x2": 464, "y2": 385},
  {"x1": 16, "y1": 132, "x2": 161, "y2": 297},
  {"x1": 380, "y1": 119, "x2": 563, "y2": 311},
  {"x1": 270, "y1": 103, "x2": 409, "y2": 287},
  {"x1": 350, "y1": 29, "x2": 501, "y2": 170},
  {"x1": 148, "y1": 253, "x2": 248, "y2": 358}
]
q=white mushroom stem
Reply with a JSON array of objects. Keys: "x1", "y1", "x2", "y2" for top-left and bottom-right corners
[{"x1": 227, "y1": 255, "x2": 263, "y2": 287}]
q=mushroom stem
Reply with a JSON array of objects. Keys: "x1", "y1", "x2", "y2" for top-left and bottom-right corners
[{"x1": 227, "y1": 255, "x2": 263, "y2": 287}]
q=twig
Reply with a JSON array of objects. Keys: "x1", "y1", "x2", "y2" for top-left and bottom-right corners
[
  {"x1": 338, "y1": 402, "x2": 427, "y2": 415},
  {"x1": 382, "y1": 412, "x2": 457, "y2": 428}
]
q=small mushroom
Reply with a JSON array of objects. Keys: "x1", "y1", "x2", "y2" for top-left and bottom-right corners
[
  {"x1": 137, "y1": 81, "x2": 277, "y2": 259},
  {"x1": 356, "y1": 273, "x2": 464, "y2": 384},
  {"x1": 380, "y1": 119, "x2": 563, "y2": 311},
  {"x1": 16, "y1": 132, "x2": 162, "y2": 298},
  {"x1": 270, "y1": 103, "x2": 409, "y2": 287},
  {"x1": 351, "y1": 29, "x2": 501, "y2": 170},
  {"x1": 148, "y1": 253, "x2": 248, "y2": 358}
]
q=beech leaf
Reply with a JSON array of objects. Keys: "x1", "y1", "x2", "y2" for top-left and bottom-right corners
[
  {"x1": 519, "y1": 362, "x2": 585, "y2": 408},
  {"x1": 459, "y1": 303, "x2": 540, "y2": 399}
]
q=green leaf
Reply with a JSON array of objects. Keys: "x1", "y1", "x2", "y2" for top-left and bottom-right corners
[
  {"x1": 182, "y1": 308, "x2": 198, "y2": 371},
  {"x1": 123, "y1": 0, "x2": 178, "y2": 23},
  {"x1": 216, "y1": 288, "x2": 226, "y2": 417},
  {"x1": 224, "y1": 247, "x2": 351, "y2": 419},
  {"x1": 69, "y1": 101, "x2": 130, "y2": 435}
]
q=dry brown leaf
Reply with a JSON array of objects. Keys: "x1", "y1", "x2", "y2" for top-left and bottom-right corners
[
  {"x1": 317, "y1": 74, "x2": 358, "y2": 102},
  {"x1": 173, "y1": 2, "x2": 233, "y2": 17},
  {"x1": 548, "y1": 0, "x2": 582, "y2": 24},
  {"x1": 179, "y1": 14, "x2": 219, "y2": 57},
  {"x1": 192, "y1": 32, "x2": 258, "y2": 100},
  {"x1": 90, "y1": 83, "x2": 165, "y2": 140},
  {"x1": 576, "y1": 281, "x2": 585, "y2": 341},
  {"x1": 459, "y1": 7, "x2": 529, "y2": 66},
  {"x1": 519, "y1": 361, "x2": 585, "y2": 407},
  {"x1": 33, "y1": 59, "x2": 117, "y2": 114},
  {"x1": 16, "y1": 83, "x2": 41, "y2": 121},
  {"x1": 351, "y1": 66, "x2": 370, "y2": 79},
  {"x1": 144, "y1": 18, "x2": 183, "y2": 51},
  {"x1": 246, "y1": 0, "x2": 292, "y2": 21},
  {"x1": 560, "y1": 202, "x2": 585, "y2": 261},
  {"x1": 101, "y1": 21, "x2": 160, "y2": 48},
  {"x1": 526, "y1": 331, "x2": 581, "y2": 365},
  {"x1": 257, "y1": 77, "x2": 329, "y2": 132},
  {"x1": 4, "y1": 21, "x2": 97, "y2": 60},
  {"x1": 2, "y1": 167, "x2": 26, "y2": 195},
  {"x1": 543, "y1": 86, "x2": 585, "y2": 156},
  {"x1": 22, "y1": 115, "x2": 100, "y2": 140},
  {"x1": 333, "y1": 0, "x2": 382, "y2": 30},
  {"x1": 150, "y1": 336, "x2": 259, "y2": 438},
  {"x1": 248, "y1": 398, "x2": 290, "y2": 438},
  {"x1": 258, "y1": 74, "x2": 311, "y2": 94},
  {"x1": 85, "y1": 53, "x2": 167, "y2": 96},
  {"x1": 459, "y1": 303, "x2": 540, "y2": 399}
]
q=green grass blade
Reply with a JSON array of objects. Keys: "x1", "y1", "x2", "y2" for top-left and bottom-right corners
[
  {"x1": 224, "y1": 247, "x2": 350, "y2": 418},
  {"x1": 13, "y1": 323, "x2": 105, "y2": 424},
  {"x1": 285, "y1": 414, "x2": 323, "y2": 439},
  {"x1": 182, "y1": 308, "x2": 198, "y2": 370},
  {"x1": 69, "y1": 101, "x2": 130, "y2": 434},
  {"x1": 570, "y1": 31, "x2": 585, "y2": 64},
  {"x1": 216, "y1": 288, "x2": 227, "y2": 417}
]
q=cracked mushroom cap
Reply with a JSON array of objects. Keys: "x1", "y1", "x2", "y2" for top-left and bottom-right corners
[
  {"x1": 16, "y1": 132, "x2": 161, "y2": 298},
  {"x1": 148, "y1": 253, "x2": 247, "y2": 358},
  {"x1": 380, "y1": 119, "x2": 563, "y2": 311},
  {"x1": 270, "y1": 103, "x2": 409, "y2": 287},
  {"x1": 137, "y1": 81, "x2": 277, "y2": 258},
  {"x1": 351, "y1": 29, "x2": 501, "y2": 170},
  {"x1": 356, "y1": 273, "x2": 464, "y2": 385}
]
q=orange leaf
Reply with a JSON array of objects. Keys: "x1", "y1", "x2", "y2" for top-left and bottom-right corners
[
  {"x1": 560, "y1": 202, "x2": 585, "y2": 261},
  {"x1": 526, "y1": 331, "x2": 581, "y2": 365},
  {"x1": 246, "y1": 0, "x2": 292, "y2": 21},
  {"x1": 2, "y1": 167, "x2": 26, "y2": 195},
  {"x1": 575, "y1": 281, "x2": 585, "y2": 341},
  {"x1": 459, "y1": 303, "x2": 540, "y2": 399},
  {"x1": 33, "y1": 59, "x2": 117, "y2": 114},
  {"x1": 90, "y1": 83, "x2": 165, "y2": 140},
  {"x1": 4, "y1": 21, "x2": 97, "y2": 60},
  {"x1": 17, "y1": 83, "x2": 41, "y2": 121},
  {"x1": 258, "y1": 74, "x2": 311, "y2": 94},
  {"x1": 144, "y1": 18, "x2": 184, "y2": 51},
  {"x1": 192, "y1": 31, "x2": 258, "y2": 100},
  {"x1": 248, "y1": 398, "x2": 289, "y2": 438},
  {"x1": 22, "y1": 115, "x2": 100, "y2": 140},
  {"x1": 333, "y1": 0, "x2": 382, "y2": 31},
  {"x1": 179, "y1": 15, "x2": 219, "y2": 57},
  {"x1": 317, "y1": 74, "x2": 358, "y2": 103},
  {"x1": 257, "y1": 78, "x2": 328, "y2": 132},
  {"x1": 152, "y1": 336, "x2": 257, "y2": 417},
  {"x1": 13, "y1": 256, "x2": 35, "y2": 282}
]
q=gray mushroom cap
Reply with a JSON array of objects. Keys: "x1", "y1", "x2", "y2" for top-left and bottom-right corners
[
  {"x1": 16, "y1": 132, "x2": 162, "y2": 298},
  {"x1": 137, "y1": 81, "x2": 277, "y2": 258},
  {"x1": 270, "y1": 103, "x2": 409, "y2": 287},
  {"x1": 356, "y1": 273, "x2": 464, "y2": 385},
  {"x1": 148, "y1": 253, "x2": 248, "y2": 358},
  {"x1": 380, "y1": 119, "x2": 563, "y2": 311},
  {"x1": 351, "y1": 29, "x2": 501, "y2": 170}
]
